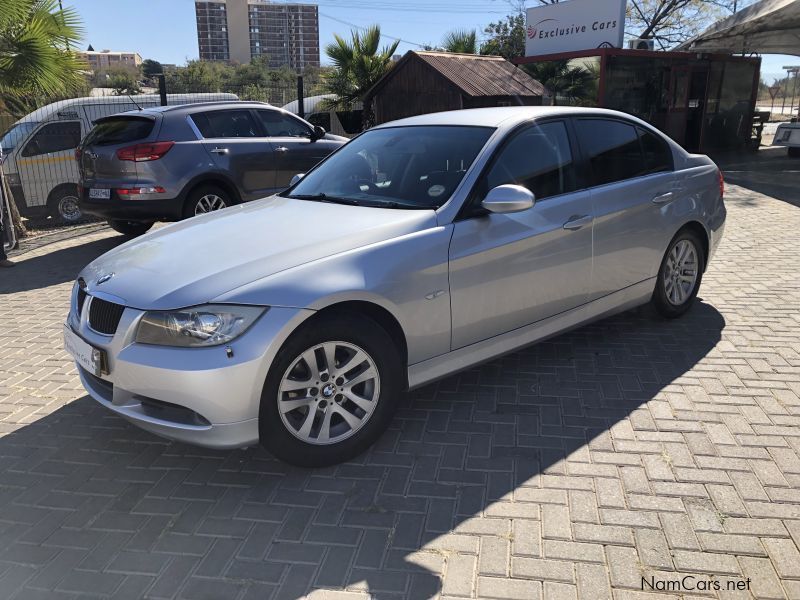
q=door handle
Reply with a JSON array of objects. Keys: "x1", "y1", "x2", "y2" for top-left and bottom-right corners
[
  {"x1": 210, "y1": 147, "x2": 229, "y2": 155},
  {"x1": 652, "y1": 192, "x2": 674, "y2": 204},
  {"x1": 275, "y1": 146, "x2": 289, "y2": 153},
  {"x1": 563, "y1": 215, "x2": 593, "y2": 231}
]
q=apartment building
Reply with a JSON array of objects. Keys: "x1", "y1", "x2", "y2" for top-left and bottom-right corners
[
  {"x1": 195, "y1": 0, "x2": 320, "y2": 70},
  {"x1": 78, "y1": 50, "x2": 143, "y2": 72}
]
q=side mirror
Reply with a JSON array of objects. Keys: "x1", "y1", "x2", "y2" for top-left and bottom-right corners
[
  {"x1": 290, "y1": 173, "x2": 305, "y2": 187},
  {"x1": 481, "y1": 184, "x2": 535, "y2": 214},
  {"x1": 310, "y1": 125, "x2": 326, "y2": 141}
]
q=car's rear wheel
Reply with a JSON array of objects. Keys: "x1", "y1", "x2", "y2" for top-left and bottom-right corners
[
  {"x1": 652, "y1": 229, "x2": 705, "y2": 319},
  {"x1": 47, "y1": 186, "x2": 83, "y2": 223},
  {"x1": 788, "y1": 147, "x2": 800, "y2": 158},
  {"x1": 259, "y1": 312, "x2": 402, "y2": 467},
  {"x1": 183, "y1": 184, "x2": 232, "y2": 218},
  {"x1": 108, "y1": 220, "x2": 153, "y2": 237}
]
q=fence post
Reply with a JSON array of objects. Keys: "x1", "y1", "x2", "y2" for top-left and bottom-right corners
[
  {"x1": 297, "y1": 75, "x2": 305, "y2": 119},
  {"x1": 157, "y1": 74, "x2": 168, "y2": 106}
]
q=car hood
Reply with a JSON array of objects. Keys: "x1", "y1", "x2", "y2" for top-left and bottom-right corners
[{"x1": 80, "y1": 196, "x2": 438, "y2": 310}]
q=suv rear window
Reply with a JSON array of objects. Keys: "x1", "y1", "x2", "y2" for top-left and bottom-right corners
[{"x1": 84, "y1": 117, "x2": 155, "y2": 147}]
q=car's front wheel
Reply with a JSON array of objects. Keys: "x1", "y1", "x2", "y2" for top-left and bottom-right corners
[
  {"x1": 652, "y1": 229, "x2": 705, "y2": 318},
  {"x1": 260, "y1": 312, "x2": 402, "y2": 467},
  {"x1": 108, "y1": 220, "x2": 153, "y2": 237}
]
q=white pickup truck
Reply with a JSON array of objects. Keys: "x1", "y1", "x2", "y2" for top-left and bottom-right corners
[{"x1": 773, "y1": 121, "x2": 800, "y2": 157}]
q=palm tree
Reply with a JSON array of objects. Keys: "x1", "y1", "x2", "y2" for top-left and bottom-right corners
[
  {"x1": 442, "y1": 29, "x2": 477, "y2": 54},
  {"x1": 0, "y1": 0, "x2": 86, "y2": 99},
  {"x1": 323, "y1": 25, "x2": 399, "y2": 130},
  {"x1": 0, "y1": 0, "x2": 86, "y2": 238},
  {"x1": 523, "y1": 60, "x2": 596, "y2": 106}
]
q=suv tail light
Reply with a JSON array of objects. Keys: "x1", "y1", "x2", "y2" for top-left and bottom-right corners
[
  {"x1": 718, "y1": 169, "x2": 724, "y2": 199},
  {"x1": 116, "y1": 141, "x2": 175, "y2": 162}
]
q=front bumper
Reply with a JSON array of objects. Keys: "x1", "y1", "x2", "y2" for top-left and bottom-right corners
[{"x1": 67, "y1": 296, "x2": 313, "y2": 449}]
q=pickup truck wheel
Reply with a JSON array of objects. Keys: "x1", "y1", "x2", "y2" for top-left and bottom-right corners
[
  {"x1": 260, "y1": 313, "x2": 402, "y2": 467},
  {"x1": 652, "y1": 229, "x2": 705, "y2": 319},
  {"x1": 108, "y1": 220, "x2": 153, "y2": 237},
  {"x1": 47, "y1": 187, "x2": 83, "y2": 223}
]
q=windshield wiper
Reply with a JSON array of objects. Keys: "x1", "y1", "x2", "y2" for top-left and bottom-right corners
[{"x1": 288, "y1": 193, "x2": 360, "y2": 206}]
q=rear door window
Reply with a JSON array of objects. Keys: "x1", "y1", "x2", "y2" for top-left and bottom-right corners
[
  {"x1": 575, "y1": 119, "x2": 647, "y2": 186},
  {"x1": 638, "y1": 127, "x2": 674, "y2": 174},
  {"x1": 191, "y1": 110, "x2": 260, "y2": 138},
  {"x1": 21, "y1": 121, "x2": 81, "y2": 156},
  {"x1": 84, "y1": 117, "x2": 155, "y2": 147}
]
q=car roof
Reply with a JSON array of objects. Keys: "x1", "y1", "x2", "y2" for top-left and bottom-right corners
[{"x1": 375, "y1": 106, "x2": 646, "y2": 129}]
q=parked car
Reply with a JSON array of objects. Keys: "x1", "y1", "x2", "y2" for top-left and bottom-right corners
[
  {"x1": 282, "y1": 94, "x2": 363, "y2": 138},
  {"x1": 65, "y1": 107, "x2": 726, "y2": 467},
  {"x1": 0, "y1": 94, "x2": 238, "y2": 223},
  {"x1": 773, "y1": 121, "x2": 800, "y2": 157},
  {"x1": 77, "y1": 101, "x2": 347, "y2": 236}
]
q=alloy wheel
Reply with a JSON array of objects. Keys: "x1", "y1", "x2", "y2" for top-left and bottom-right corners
[
  {"x1": 663, "y1": 239, "x2": 699, "y2": 306},
  {"x1": 277, "y1": 341, "x2": 380, "y2": 445},
  {"x1": 194, "y1": 194, "x2": 227, "y2": 215}
]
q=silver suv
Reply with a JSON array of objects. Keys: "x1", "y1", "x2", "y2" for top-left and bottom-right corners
[{"x1": 77, "y1": 101, "x2": 347, "y2": 236}]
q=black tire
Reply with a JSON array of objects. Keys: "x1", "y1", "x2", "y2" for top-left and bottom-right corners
[
  {"x1": 47, "y1": 186, "x2": 83, "y2": 223},
  {"x1": 788, "y1": 147, "x2": 800, "y2": 158},
  {"x1": 108, "y1": 220, "x2": 153, "y2": 237},
  {"x1": 182, "y1": 184, "x2": 232, "y2": 219},
  {"x1": 652, "y1": 229, "x2": 705, "y2": 319},
  {"x1": 259, "y1": 312, "x2": 403, "y2": 467}
]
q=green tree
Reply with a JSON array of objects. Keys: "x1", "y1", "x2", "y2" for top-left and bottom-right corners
[
  {"x1": 100, "y1": 67, "x2": 142, "y2": 95},
  {"x1": 0, "y1": 0, "x2": 86, "y2": 98},
  {"x1": 522, "y1": 60, "x2": 595, "y2": 105},
  {"x1": 479, "y1": 13, "x2": 526, "y2": 59},
  {"x1": 322, "y1": 25, "x2": 399, "y2": 129},
  {"x1": 141, "y1": 58, "x2": 163, "y2": 79},
  {"x1": 442, "y1": 29, "x2": 477, "y2": 54}
]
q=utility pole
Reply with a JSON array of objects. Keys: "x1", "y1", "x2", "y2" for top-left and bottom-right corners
[{"x1": 58, "y1": 0, "x2": 70, "y2": 51}]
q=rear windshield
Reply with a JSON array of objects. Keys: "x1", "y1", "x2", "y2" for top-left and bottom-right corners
[{"x1": 83, "y1": 117, "x2": 155, "y2": 147}]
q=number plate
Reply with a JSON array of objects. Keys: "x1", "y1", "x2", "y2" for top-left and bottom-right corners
[
  {"x1": 63, "y1": 324, "x2": 108, "y2": 376},
  {"x1": 89, "y1": 188, "x2": 111, "y2": 199}
]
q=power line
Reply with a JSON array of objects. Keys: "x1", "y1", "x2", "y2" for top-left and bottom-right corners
[{"x1": 319, "y1": 12, "x2": 426, "y2": 48}]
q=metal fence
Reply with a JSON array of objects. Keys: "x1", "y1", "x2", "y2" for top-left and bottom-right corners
[{"x1": 0, "y1": 75, "x2": 308, "y2": 226}]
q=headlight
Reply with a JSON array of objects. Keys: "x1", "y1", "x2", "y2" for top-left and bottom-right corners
[{"x1": 135, "y1": 304, "x2": 266, "y2": 347}]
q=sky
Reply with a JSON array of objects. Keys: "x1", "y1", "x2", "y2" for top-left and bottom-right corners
[{"x1": 67, "y1": 0, "x2": 797, "y2": 81}]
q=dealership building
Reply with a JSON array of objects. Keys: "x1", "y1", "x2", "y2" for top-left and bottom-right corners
[{"x1": 516, "y1": 0, "x2": 765, "y2": 153}]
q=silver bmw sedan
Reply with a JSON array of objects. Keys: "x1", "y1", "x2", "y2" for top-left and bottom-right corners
[{"x1": 65, "y1": 107, "x2": 726, "y2": 467}]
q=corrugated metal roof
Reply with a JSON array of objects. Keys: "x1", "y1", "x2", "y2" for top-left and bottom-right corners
[{"x1": 413, "y1": 51, "x2": 546, "y2": 97}]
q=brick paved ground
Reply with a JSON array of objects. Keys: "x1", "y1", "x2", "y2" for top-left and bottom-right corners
[{"x1": 0, "y1": 183, "x2": 799, "y2": 600}]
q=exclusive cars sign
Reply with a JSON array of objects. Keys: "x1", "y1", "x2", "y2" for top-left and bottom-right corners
[{"x1": 525, "y1": 0, "x2": 626, "y2": 57}]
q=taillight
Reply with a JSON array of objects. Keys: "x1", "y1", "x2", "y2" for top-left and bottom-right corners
[
  {"x1": 74, "y1": 147, "x2": 82, "y2": 161},
  {"x1": 116, "y1": 186, "x2": 166, "y2": 195},
  {"x1": 116, "y1": 141, "x2": 175, "y2": 162},
  {"x1": 718, "y1": 170, "x2": 724, "y2": 199}
]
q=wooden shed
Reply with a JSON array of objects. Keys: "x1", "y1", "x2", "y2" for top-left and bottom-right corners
[{"x1": 364, "y1": 51, "x2": 546, "y2": 125}]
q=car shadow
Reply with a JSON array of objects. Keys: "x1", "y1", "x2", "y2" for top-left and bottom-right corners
[
  {"x1": 0, "y1": 300, "x2": 724, "y2": 599},
  {"x1": 715, "y1": 146, "x2": 800, "y2": 208},
  {"x1": 0, "y1": 235, "x2": 125, "y2": 295}
]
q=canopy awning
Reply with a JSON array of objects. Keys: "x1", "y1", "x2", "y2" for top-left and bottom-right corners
[{"x1": 676, "y1": 0, "x2": 800, "y2": 55}]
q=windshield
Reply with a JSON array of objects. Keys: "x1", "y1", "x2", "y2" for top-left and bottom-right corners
[
  {"x1": 286, "y1": 125, "x2": 494, "y2": 209},
  {"x1": 0, "y1": 122, "x2": 39, "y2": 154},
  {"x1": 83, "y1": 117, "x2": 155, "y2": 147}
]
